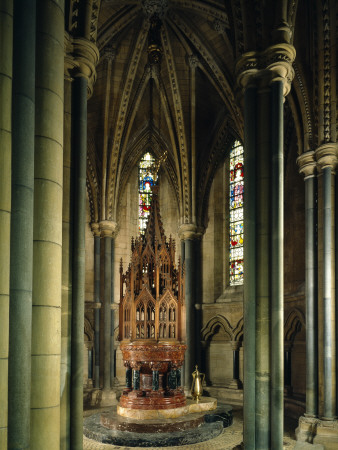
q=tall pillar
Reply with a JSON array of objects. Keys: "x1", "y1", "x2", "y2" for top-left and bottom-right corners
[
  {"x1": 91, "y1": 223, "x2": 101, "y2": 389},
  {"x1": 70, "y1": 74, "x2": 88, "y2": 450},
  {"x1": 297, "y1": 152, "x2": 318, "y2": 418},
  {"x1": 236, "y1": 42, "x2": 295, "y2": 449},
  {"x1": 60, "y1": 76, "x2": 72, "y2": 450},
  {"x1": 31, "y1": 1, "x2": 64, "y2": 448},
  {"x1": 8, "y1": 2, "x2": 35, "y2": 449},
  {"x1": 179, "y1": 224, "x2": 197, "y2": 389},
  {"x1": 111, "y1": 238, "x2": 116, "y2": 387},
  {"x1": 100, "y1": 220, "x2": 117, "y2": 406},
  {"x1": 243, "y1": 83, "x2": 257, "y2": 446},
  {"x1": 64, "y1": 34, "x2": 99, "y2": 449},
  {"x1": 315, "y1": 144, "x2": 337, "y2": 421},
  {"x1": 0, "y1": 2, "x2": 13, "y2": 448}
]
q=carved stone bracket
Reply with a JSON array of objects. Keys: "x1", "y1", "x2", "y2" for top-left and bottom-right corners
[
  {"x1": 297, "y1": 151, "x2": 316, "y2": 179},
  {"x1": 64, "y1": 32, "x2": 100, "y2": 98},
  {"x1": 236, "y1": 43, "x2": 296, "y2": 97}
]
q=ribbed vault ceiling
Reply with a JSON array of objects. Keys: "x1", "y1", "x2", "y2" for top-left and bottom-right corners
[{"x1": 88, "y1": 0, "x2": 243, "y2": 224}]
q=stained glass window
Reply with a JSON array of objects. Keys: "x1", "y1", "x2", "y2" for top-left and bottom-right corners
[
  {"x1": 139, "y1": 152, "x2": 156, "y2": 234},
  {"x1": 229, "y1": 140, "x2": 244, "y2": 285}
]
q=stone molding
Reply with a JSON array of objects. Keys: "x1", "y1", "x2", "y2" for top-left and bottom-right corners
[
  {"x1": 99, "y1": 220, "x2": 118, "y2": 238},
  {"x1": 178, "y1": 223, "x2": 198, "y2": 240},
  {"x1": 64, "y1": 32, "x2": 100, "y2": 97},
  {"x1": 315, "y1": 143, "x2": 338, "y2": 172},
  {"x1": 297, "y1": 151, "x2": 316, "y2": 179},
  {"x1": 90, "y1": 222, "x2": 100, "y2": 237},
  {"x1": 236, "y1": 43, "x2": 296, "y2": 97}
]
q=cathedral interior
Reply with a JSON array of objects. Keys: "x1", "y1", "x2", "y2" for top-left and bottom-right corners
[{"x1": 1, "y1": 0, "x2": 338, "y2": 449}]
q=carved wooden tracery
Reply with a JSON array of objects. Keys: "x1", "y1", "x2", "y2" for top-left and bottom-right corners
[{"x1": 118, "y1": 185, "x2": 186, "y2": 410}]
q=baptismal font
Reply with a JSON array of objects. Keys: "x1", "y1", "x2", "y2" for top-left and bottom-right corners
[{"x1": 118, "y1": 185, "x2": 187, "y2": 413}]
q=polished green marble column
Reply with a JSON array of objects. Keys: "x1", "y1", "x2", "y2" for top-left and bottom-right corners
[
  {"x1": 255, "y1": 82, "x2": 271, "y2": 450},
  {"x1": 110, "y1": 238, "x2": 115, "y2": 387},
  {"x1": 8, "y1": 2, "x2": 35, "y2": 449},
  {"x1": 99, "y1": 221, "x2": 117, "y2": 405},
  {"x1": 270, "y1": 80, "x2": 284, "y2": 449},
  {"x1": 322, "y1": 165, "x2": 334, "y2": 419},
  {"x1": 31, "y1": 1, "x2": 64, "y2": 448},
  {"x1": 297, "y1": 152, "x2": 318, "y2": 418},
  {"x1": 91, "y1": 224, "x2": 101, "y2": 389},
  {"x1": 237, "y1": 42, "x2": 295, "y2": 449},
  {"x1": 184, "y1": 235, "x2": 196, "y2": 388},
  {"x1": 0, "y1": 1, "x2": 13, "y2": 448}
]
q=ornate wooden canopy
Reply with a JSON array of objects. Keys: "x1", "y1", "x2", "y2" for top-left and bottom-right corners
[{"x1": 118, "y1": 185, "x2": 187, "y2": 410}]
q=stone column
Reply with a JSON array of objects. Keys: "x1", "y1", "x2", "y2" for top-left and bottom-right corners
[
  {"x1": 179, "y1": 224, "x2": 198, "y2": 389},
  {"x1": 92, "y1": 223, "x2": 101, "y2": 389},
  {"x1": 228, "y1": 341, "x2": 241, "y2": 389},
  {"x1": 60, "y1": 76, "x2": 72, "y2": 449},
  {"x1": 64, "y1": 34, "x2": 99, "y2": 449},
  {"x1": 315, "y1": 144, "x2": 337, "y2": 421},
  {"x1": 31, "y1": 1, "x2": 64, "y2": 448},
  {"x1": 284, "y1": 341, "x2": 293, "y2": 396},
  {"x1": 297, "y1": 151, "x2": 318, "y2": 416},
  {"x1": 70, "y1": 73, "x2": 88, "y2": 449},
  {"x1": 100, "y1": 220, "x2": 118, "y2": 406},
  {"x1": 236, "y1": 42, "x2": 295, "y2": 450},
  {"x1": 0, "y1": 2, "x2": 12, "y2": 448}
]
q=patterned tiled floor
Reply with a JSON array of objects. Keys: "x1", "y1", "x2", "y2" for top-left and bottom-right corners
[{"x1": 83, "y1": 408, "x2": 297, "y2": 450}]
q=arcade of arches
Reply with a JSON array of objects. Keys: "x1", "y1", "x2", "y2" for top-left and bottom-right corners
[{"x1": 1, "y1": 1, "x2": 338, "y2": 449}]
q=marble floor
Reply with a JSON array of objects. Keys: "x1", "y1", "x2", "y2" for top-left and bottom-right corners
[{"x1": 83, "y1": 406, "x2": 298, "y2": 450}]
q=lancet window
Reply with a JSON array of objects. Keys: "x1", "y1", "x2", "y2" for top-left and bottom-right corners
[
  {"x1": 229, "y1": 140, "x2": 244, "y2": 285},
  {"x1": 139, "y1": 152, "x2": 156, "y2": 234}
]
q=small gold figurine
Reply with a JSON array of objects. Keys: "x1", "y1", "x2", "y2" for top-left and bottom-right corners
[{"x1": 191, "y1": 365, "x2": 205, "y2": 402}]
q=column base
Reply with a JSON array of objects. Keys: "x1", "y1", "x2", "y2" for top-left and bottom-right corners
[
  {"x1": 100, "y1": 389, "x2": 117, "y2": 407},
  {"x1": 296, "y1": 415, "x2": 338, "y2": 449},
  {"x1": 313, "y1": 419, "x2": 338, "y2": 450},
  {"x1": 227, "y1": 379, "x2": 242, "y2": 390},
  {"x1": 296, "y1": 415, "x2": 321, "y2": 443}
]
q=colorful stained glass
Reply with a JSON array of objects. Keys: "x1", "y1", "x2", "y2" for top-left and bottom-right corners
[
  {"x1": 139, "y1": 152, "x2": 156, "y2": 234},
  {"x1": 229, "y1": 140, "x2": 244, "y2": 285}
]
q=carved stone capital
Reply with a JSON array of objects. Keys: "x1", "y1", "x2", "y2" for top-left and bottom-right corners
[
  {"x1": 230, "y1": 340, "x2": 241, "y2": 352},
  {"x1": 99, "y1": 220, "x2": 118, "y2": 238},
  {"x1": 64, "y1": 33, "x2": 100, "y2": 98},
  {"x1": 315, "y1": 143, "x2": 338, "y2": 172},
  {"x1": 178, "y1": 223, "x2": 198, "y2": 240},
  {"x1": 91, "y1": 222, "x2": 101, "y2": 237},
  {"x1": 297, "y1": 151, "x2": 316, "y2": 179},
  {"x1": 236, "y1": 43, "x2": 296, "y2": 97}
]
